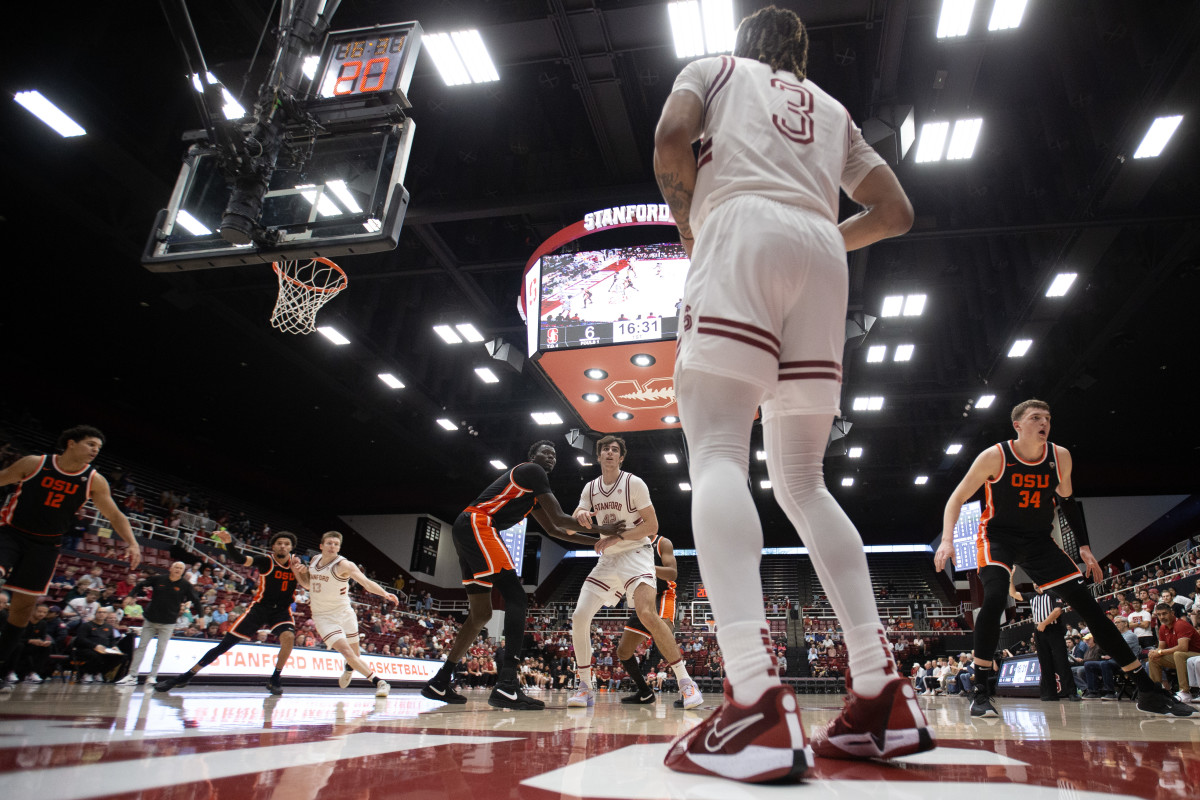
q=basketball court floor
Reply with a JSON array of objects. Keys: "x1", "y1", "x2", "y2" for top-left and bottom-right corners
[{"x1": 2, "y1": 682, "x2": 1196, "y2": 799}]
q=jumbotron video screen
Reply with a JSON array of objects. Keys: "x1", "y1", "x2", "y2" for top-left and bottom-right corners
[{"x1": 537, "y1": 243, "x2": 689, "y2": 350}]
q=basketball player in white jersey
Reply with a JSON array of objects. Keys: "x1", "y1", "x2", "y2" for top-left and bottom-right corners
[
  {"x1": 653, "y1": 6, "x2": 933, "y2": 782},
  {"x1": 565, "y1": 435, "x2": 702, "y2": 709},
  {"x1": 292, "y1": 531, "x2": 396, "y2": 697}
]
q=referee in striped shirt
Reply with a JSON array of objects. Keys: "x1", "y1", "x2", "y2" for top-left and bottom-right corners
[{"x1": 1032, "y1": 585, "x2": 1078, "y2": 701}]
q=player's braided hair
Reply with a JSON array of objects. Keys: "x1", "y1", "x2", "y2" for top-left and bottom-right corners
[{"x1": 733, "y1": 5, "x2": 809, "y2": 80}]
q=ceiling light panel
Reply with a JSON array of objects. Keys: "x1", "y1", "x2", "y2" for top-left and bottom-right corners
[
  {"x1": 988, "y1": 0, "x2": 1028, "y2": 31},
  {"x1": 937, "y1": 0, "x2": 976, "y2": 39},
  {"x1": 14, "y1": 90, "x2": 86, "y2": 137},
  {"x1": 1133, "y1": 115, "x2": 1183, "y2": 159},
  {"x1": 1045, "y1": 272, "x2": 1078, "y2": 297}
]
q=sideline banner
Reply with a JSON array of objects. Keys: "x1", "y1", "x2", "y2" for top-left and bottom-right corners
[{"x1": 134, "y1": 636, "x2": 443, "y2": 681}]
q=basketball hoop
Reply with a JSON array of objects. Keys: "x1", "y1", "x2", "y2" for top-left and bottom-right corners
[{"x1": 270, "y1": 257, "x2": 348, "y2": 334}]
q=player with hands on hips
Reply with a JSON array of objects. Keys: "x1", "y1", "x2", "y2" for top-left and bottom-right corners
[{"x1": 935, "y1": 398, "x2": 1194, "y2": 718}]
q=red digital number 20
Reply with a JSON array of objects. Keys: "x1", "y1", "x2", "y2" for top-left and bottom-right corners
[
  {"x1": 770, "y1": 78, "x2": 814, "y2": 144},
  {"x1": 334, "y1": 57, "x2": 390, "y2": 95}
]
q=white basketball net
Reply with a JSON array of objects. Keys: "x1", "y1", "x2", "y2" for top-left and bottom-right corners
[{"x1": 270, "y1": 257, "x2": 348, "y2": 334}]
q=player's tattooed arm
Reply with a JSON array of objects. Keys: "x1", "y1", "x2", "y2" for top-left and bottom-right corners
[{"x1": 654, "y1": 89, "x2": 703, "y2": 253}]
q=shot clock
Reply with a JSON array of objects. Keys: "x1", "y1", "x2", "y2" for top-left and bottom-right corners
[{"x1": 310, "y1": 22, "x2": 423, "y2": 105}]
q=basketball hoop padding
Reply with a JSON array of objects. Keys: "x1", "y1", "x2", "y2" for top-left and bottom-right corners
[{"x1": 270, "y1": 257, "x2": 348, "y2": 334}]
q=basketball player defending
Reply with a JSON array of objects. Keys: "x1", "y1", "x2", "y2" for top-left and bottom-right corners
[
  {"x1": 654, "y1": 6, "x2": 933, "y2": 781},
  {"x1": 420, "y1": 440, "x2": 623, "y2": 710},
  {"x1": 0, "y1": 425, "x2": 141, "y2": 693},
  {"x1": 565, "y1": 435, "x2": 702, "y2": 709},
  {"x1": 156, "y1": 531, "x2": 302, "y2": 695},
  {"x1": 291, "y1": 530, "x2": 396, "y2": 697},
  {"x1": 935, "y1": 398, "x2": 1194, "y2": 717}
]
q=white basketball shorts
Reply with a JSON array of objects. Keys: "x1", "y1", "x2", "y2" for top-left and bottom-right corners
[
  {"x1": 580, "y1": 549, "x2": 656, "y2": 608},
  {"x1": 674, "y1": 194, "x2": 846, "y2": 420},
  {"x1": 312, "y1": 606, "x2": 360, "y2": 648}
]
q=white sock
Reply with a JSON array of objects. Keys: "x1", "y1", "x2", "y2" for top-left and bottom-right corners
[
  {"x1": 571, "y1": 593, "x2": 604, "y2": 689},
  {"x1": 764, "y1": 415, "x2": 897, "y2": 696},
  {"x1": 669, "y1": 658, "x2": 692, "y2": 683},
  {"x1": 678, "y1": 372, "x2": 779, "y2": 705},
  {"x1": 719, "y1": 623, "x2": 781, "y2": 704}
]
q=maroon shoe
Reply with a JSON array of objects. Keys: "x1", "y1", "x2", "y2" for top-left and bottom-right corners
[
  {"x1": 810, "y1": 677, "x2": 936, "y2": 760},
  {"x1": 664, "y1": 680, "x2": 811, "y2": 783}
]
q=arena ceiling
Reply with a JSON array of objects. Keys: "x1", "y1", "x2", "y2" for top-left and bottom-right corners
[{"x1": 3, "y1": 0, "x2": 1198, "y2": 552}]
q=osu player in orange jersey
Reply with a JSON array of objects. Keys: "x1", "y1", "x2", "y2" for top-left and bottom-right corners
[
  {"x1": 155, "y1": 531, "x2": 302, "y2": 695},
  {"x1": 0, "y1": 425, "x2": 141, "y2": 693},
  {"x1": 936, "y1": 398, "x2": 1193, "y2": 717}
]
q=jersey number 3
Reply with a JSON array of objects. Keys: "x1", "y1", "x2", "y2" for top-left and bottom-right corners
[{"x1": 771, "y1": 78, "x2": 814, "y2": 144}]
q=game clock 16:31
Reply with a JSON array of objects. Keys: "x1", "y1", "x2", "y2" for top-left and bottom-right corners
[{"x1": 614, "y1": 318, "x2": 660, "y2": 342}]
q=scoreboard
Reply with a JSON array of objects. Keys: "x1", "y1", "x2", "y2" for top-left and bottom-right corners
[{"x1": 541, "y1": 317, "x2": 679, "y2": 349}]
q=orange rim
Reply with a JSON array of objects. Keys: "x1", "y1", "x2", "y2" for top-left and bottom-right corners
[{"x1": 272, "y1": 257, "x2": 348, "y2": 294}]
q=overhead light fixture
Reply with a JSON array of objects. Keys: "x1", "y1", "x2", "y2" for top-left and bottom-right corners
[
  {"x1": 613, "y1": 412, "x2": 633, "y2": 421},
  {"x1": 661, "y1": 415, "x2": 680, "y2": 424},
  {"x1": 577, "y1": 456, "x2": 592, "y2": 466},
  {"x1": 1133, "y1": 115, "x2": 1183, "y2": 159},
  {"x1": 664, "y1": 454, "x2": 679, "y2": 464},
  {"x1": 188, "y1": 72, "x2": 245, "y2": 120},
  {"x1": 436, "y1": 419, "x2": 459, "y2": 431},
  {"x1": 302, "y1": 55, "x2": 321, "y2": 80},
  {"x1": 841, "y1": 477, "x2": 856, "y2": 487},
  {"x1": 760, "y1": 480, "x2": 772, "y2": 489},
  {"x1": 848, "y1": 447, "x2": 863, "y2": 458},
  {"x1": 988, "y1": 0, "x2": 1028, "y2": 31},
  {"x1": 433, "y1": 324, "x2": 463, "y2": 344},
  {"x1": 976, "y1": 394, "x2": 996, "y2": 409},
  {"x1": 946, "y1": 118, "x2": 983, "y2": 160},
  {"x1": 679, "y1": 482, "x2": 692, "y2": 491},
  {"x1": 894, "y1": 344, "x2": 915, "y2": 362},
  {"x1": 424, "y1": 30, "x2": 499, "y2": 86},
  {"x1": 668, "y1": 0, "x2": 734, "y2": 58},
  {"x1": 903, "y1": 294, "x2": 927, "y2": 316},
  {"x1": 316, "y1": 326, "x2": 350, "y2": 345},
  {"x1": 631, "y1": 354, "x2": 656, "y2": 367},
  {"x1": 1045, "y1": 272, "x2": 1078, "y2": 297},
  {"x1": 852, "y1": 396, "x2": 885, "y2": 411},
  {"x1": 756, "y1": 450, "x2": 767, "y2": 461},
  {"x1": 946, "y1": 443, "x2": 963, "y2": 455},
  {"x1": 363, "y1": 218, "x2": 382, "y2": 233},
  {"x1": 881, "y1": 295, "x2": 905, "y2": 317},
  {"x1": 585, "y1": 368, "x2": 608, "y2": 380},
  {"x1": 936, "y1": 0, "x2": 975, "y2": 39},
  {"x1": 914, "y1": 475, "x2": 929, "y2": 485},
  {"x1": 1008, "y1": 339, "x2": 1032, "y2": 357},
  {"x1": 174, "y1": 210, "x2": 211, "y2": 236},
  {"x1": 475, "y1": 367, "x2": 499, "y2": 384},
  {"x1": 915, "y1": 121, "x2": 950, "y2": 162},
  {"x1": 582, "y1": 393, "x2": 603, "y2": 403},
  {"x1": 867, "y1": 345, "x2": 887, "y2": 363},
  {"x1": 13, "y1": 90, "x2": 86, "y2": 137},
  {"x1": 378, "y1": 373, "x2": 405, "y2": 389},
  {"x1": 456, "y1": 323, "x2": 485, "y2": 342},
  {"x1": 531, "y1": 412, "x2": 563, "y2": 425},
  {"x1": 490, "y1": 460, "x2": 507, "y2": 470}
]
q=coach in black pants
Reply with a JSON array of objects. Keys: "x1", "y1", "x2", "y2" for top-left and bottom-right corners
[{"x1": 1032, "y1": 586, "x2": 1077, "y2": 701}]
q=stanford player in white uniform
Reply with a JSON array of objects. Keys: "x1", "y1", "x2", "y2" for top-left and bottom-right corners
[
  {"x1": 292, "y1": 530, "x2": 397, "y2": 697},
  {"x1": 653, "y1": 6, "x2": 932, "y2": 783},
  {"x1": 565, "y1": 435, "x2": 702, "y2": 709}
]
